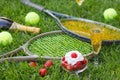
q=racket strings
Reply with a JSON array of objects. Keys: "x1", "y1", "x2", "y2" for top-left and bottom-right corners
[{"x1": 29, "y1": 33, "x2": 92, "y2": 57}]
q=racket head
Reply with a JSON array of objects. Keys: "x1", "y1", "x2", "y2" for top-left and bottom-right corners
[
  {"x1": 21, "y1": 0, "x2": 120, "y2": 45},
  {"x1": 58, "y1": 18, "x2": 120, "y2": 45},
  {"x1": 24, "y1": 30, "x2": 92, "y2": 60}
]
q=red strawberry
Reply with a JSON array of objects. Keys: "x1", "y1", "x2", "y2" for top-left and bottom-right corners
[
  {"x1": 61, "y1": 61, "x2": 68, "y2": 69},
  {"x1": 82, "y1": 58, "x2": 87, "y2": 65},
  {"x1": 66, "y1": 64, "x2": 73, "y2": 71},
  {"x1": 29, "y1": 62, "x2": 37, "y2": 67},
  {"x1": 39, "y1": 68, "x2": 47, "y2": 77},
  {"x1": 64, "y1": 61, "x2": 68, "y2": 64},
  {"x1": 73, "y1": 61, "x2": 82, "y2": 70},
  {"x1": 44, "y1": 60, "x2": 53, "y2": 68},
  {"x1": 62, "y1": 57, "x2": 65, "y2": 61},
  {"x1": 71, "y1": 52, "x2": 78, "y2": 58}
]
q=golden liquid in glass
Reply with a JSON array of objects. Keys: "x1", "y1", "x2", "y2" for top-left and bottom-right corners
[
  {"x1": 61, "y1": 20, "x2": 120, "y2": 40},
  {"x1": 90, "y1": 28, "x2": 102, "y2": 54}
]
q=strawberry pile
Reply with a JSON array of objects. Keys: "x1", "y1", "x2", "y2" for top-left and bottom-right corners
[
  {"x1": 29, "y1": 60, "x2": 53, "y2": 77},
  {"x1": 28, "y1": 51, "x2": 88, "y2": 77},
  {"x1": 61, "y1": 51, "x2": 88, "y2": 72},
  {"x1": 39, "y1": 60, "x2": 53, "y2": 77}
]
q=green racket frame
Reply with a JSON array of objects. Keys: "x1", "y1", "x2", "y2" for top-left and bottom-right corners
[{"x1": 0, "y1": 30, "x2": 95, "y2": 63}]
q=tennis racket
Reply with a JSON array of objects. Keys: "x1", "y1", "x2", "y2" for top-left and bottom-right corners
[
  {"x1": 21, "y1": 0, "x2": 120, "y2": 45},
  {"x1": 0, "y1": 17, "x2": 40, "y2": 34},
  {"x1": 0, "y1": 30, "x2": 93, "y2": 63}
]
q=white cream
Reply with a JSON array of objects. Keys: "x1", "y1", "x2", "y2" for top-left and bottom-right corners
[{"x1": 65, "y1": 51, "x2": 84, "y2": 65}]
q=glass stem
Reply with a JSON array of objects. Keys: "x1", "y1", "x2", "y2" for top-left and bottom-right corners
[{"x1": 94, "y1": 55, "x2": 99, "y2": 68}]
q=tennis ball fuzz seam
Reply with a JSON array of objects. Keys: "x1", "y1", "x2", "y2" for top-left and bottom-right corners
[
  {"x1": 25, "y1": 12, "x2": 40, "y2": 25},
  {"x1": 103, "y1": 8, "x2": 118, "y2": 21},
  {"x1": 0, "y1": 31, "x2": 13, "y2": 46}
]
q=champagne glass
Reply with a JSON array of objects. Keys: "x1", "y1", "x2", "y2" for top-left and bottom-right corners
[
  {"x1": 90, "y1": 28, "x2": 102, "y2": 54},
  {"x1": 90, "y1": 28, "x2": 102, "y2": 67}
]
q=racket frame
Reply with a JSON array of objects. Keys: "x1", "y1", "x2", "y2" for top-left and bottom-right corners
[
  {"x1": 0, "y1": 30, "x2": 94, "y2": 62},
  {"x1": 21, "y1": 0, "x2": 120, "y2": 45}
]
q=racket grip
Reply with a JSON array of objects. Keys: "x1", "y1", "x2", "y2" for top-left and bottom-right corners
[{"x1": 10, "y1": 22, "x2": 40, "y2": 34}]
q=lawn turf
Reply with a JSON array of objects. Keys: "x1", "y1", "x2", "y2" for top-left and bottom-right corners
[{"x1": 0, "y1": 0, "x2": 120, "y2": 80}]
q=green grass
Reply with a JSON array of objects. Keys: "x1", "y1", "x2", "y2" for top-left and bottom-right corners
[{"x1": 0, "y1": 0, "x2": 120, "y2": 80}]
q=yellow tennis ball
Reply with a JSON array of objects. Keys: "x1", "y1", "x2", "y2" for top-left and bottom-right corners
[
  {"x1": 0, "y1": 31, "x2": 13, "y2": 46},
  {"x1": 103, "y1": 8, "x2": 118, "y2": 21},
  {"x1": 25, "y1": 12, "x2": 40, "y2": 25}
]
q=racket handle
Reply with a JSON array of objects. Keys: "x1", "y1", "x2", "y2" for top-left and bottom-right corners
[
  {"x1": 0, "y1": 55, "x2": 39, "y2": 63},
  {"x1": 10, "y1": 22, "x2": 40, "y2": 34}
]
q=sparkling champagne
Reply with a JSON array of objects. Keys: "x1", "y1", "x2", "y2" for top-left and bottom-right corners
[{"x1": 90, "y1": 28, "x2": 102, "y2": 54}]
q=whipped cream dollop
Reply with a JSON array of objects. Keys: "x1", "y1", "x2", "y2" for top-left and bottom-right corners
[{"x1": 64, "y1": 51, "x2": 84, "y2": 65}]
